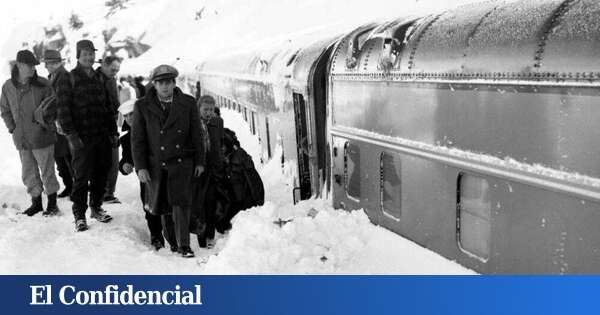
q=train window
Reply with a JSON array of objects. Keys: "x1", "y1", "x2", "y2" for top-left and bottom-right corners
[
  {"x1": 458, "y1": 174, "x2": 491, "y2": 261},
  {"x1": 265, "y1": 117, "x2": 272, "y2": 159},
  {"x1": 243, "y1": 107, "x2": 248, "y2": 121},
  {"x1": 344, "y1": 143, "x2": 361, "y2": 200},
  {"x1": 251, "y1": 111, "x2": 257, "y2": 135},
  {"x1": 380, "y1": 152, "x2": 401, "y2": 220}
]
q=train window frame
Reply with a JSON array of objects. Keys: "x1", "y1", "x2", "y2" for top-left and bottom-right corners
[
  {"x1": 457, "y1": 172, "x2": 491, "y2": 262},
  {"x1": 343, "y1": 142, "x2": 361, "y2": 202},
  {"x1": 251, "y1": 111, "x2": 257, "y2": 135},
  {"x1": 380, "y1": 151, "x2": 401, "y2": 221}
]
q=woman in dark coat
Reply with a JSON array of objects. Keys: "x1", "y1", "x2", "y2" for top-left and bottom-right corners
[{"x1": 191, "y1": 95, "x2": 226, "y2": 248}]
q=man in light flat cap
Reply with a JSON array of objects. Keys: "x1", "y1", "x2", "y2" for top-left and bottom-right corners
[
  {"x1": 131, "y1": 64, "x2": 205, "y2": 258},
  {"x1": 56, "y1": 39, "x2": 118, "y2": 231},
  {"x1": 1, "y1": 50, "x2": 60, "y2": 216},
  {"x1": 43, "y1": 49, "x2": 73, "y2": 205}
]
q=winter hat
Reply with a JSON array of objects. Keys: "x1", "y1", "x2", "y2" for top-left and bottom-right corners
[
  {"x1": 118, "y1": 99, "x2": 136, "y2": 115},
  {"x1": 16, "y1": 50, "x2": 39, "y2": 66},
  {"x1": 76, "y1": 39, "x2": 97, "y2": 52},
  {"x1": 76, "y1": 39, "x2": 97, "y2": 58}
]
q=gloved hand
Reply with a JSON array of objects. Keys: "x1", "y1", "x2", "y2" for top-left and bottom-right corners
[
  {"x1": 66, "y1": 134, "x2": 84, "y2": 151},
  {"x1": 109, "y1": 135, "x2": 119, "y2": 148}
]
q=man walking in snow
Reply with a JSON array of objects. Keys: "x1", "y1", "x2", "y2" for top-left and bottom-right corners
[
  {"x1": 56, "y1": 40, "x2": 117, "y2": 231},
  {"x1": 43, "y1": 49, "x2": 73, "y2": 203},
  {"x1": 0, "y1": 50, "x2": 60, "y2": 216},
  {"x1": 97, "y1": 55, "x2": 122, "y2": 204},
  {"x1": 131, "y1": 64, "x2": 205, "y2": 258}
]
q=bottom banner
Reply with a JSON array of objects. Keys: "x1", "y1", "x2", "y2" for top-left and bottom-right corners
[{"x1": 1, "y1": 276, "x2": 598, "y2": 314}]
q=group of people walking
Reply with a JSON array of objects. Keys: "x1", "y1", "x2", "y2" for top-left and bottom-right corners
[{"x1": 1, "y1": 40, "x2": 260, "y2": 258}]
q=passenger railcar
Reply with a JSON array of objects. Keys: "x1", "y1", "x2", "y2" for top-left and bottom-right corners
[{"x1": 198, "y1": 0, "x2": 600, "y2": 273}]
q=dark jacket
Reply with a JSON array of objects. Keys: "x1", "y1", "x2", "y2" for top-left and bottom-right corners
[
  {"x1": 49, "y1": 66, "x2": 68, "y2": 90},
  {"x1": 96, "y1": 68, "x2": 119, "y2": 113},
  {"x1": 0, "y1": 77, "x2": 56, "y2": 150},
  {"x1": 204, "y1": 116, "x2": 224, "y2": 177},
  {"x1": 119, "y1": 123, "x2": 133, "y2": 175},
  {"x1": 131, "y1": 86, "x2": 205, "y2": 213},
  {"x1": 56, "y1": 63, "x2": 117, "y2": 140},
  {"x1": 49, "y1": 66, "x2": 70, "y2": 157}
]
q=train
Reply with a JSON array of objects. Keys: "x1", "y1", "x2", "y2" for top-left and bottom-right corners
[{"x1": 195, "y1": 0, "x2": 600, "y2": 273}]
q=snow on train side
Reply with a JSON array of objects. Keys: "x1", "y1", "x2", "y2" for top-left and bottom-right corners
[{"x1": 199, "y1": 0, "x2": 600, "y2": 274}]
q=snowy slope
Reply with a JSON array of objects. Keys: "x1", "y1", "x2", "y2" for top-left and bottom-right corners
[
  {"x1": 0, "y1": 108, "x2": 473, "y2": 274},
  {"x1": 1, "y1": 0, "x2": 495, "y2": 78}
]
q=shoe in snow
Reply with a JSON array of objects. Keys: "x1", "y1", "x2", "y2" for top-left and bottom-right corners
[
  {"x1": 197, "y1": 236, "x2": 207, "y2": 248},
  {"x1": 103, "y1": 196, "x2": 121, "y2": 204},
  {"x1": 22, "y1": 196, "x2": 43, "y2": 216},
  {"x1": 75, "y1": 219, "x2": 88, "y2": 232},
  {"x1": 42, "y1": 193, "x2": 59, "y2": 216},
  {"x1": 179, "y1": 247, "x2": 195, "y2": 258},
  {"x1": 57, "y1": 186, "x2": 71, "y2": 198},
  {"x1": 90, "y1": 207, "x2": 113, "y2": 223},
  {"x1": 170, "y1": 245, "x2": 179, "y2": 253},
  {"x1": 151, "y1": 238, "x2": 165, "y2": 251}
]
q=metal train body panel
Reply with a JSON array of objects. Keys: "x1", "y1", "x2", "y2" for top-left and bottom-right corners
[
  {"x1": 199, "y1": 33, "x2": 341, "y2": 199},
  {"x1": 199, "y1": 0, "x2": 600, "y2": 273}
]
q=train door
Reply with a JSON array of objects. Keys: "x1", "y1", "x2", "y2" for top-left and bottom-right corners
[
  {"x1": 311, "y1": 45, "x2": 334, "y2": 196},
  {"x1": 293, "y1": 93, "x2": 312, "y2": 201}
]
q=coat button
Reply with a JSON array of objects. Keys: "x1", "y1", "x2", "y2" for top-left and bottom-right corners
[
  {"x1": 175, "y1": 144, "x2": 180, "y2": 149},
  {"x1": 177, "y1": 129, "x2": 182, "y2": 134},
  {"x1": 161, "y1": 162, "x2": 166, "y2": 167},
  {"x1": 160, "y1": 130, "x2": 164, "y2": 135},
  {"x1": 160, "y1": 146, "x2": 165, "y2": 151},
  {"x1": 177, "y1": 158, "x2": 182, "y2": 163}
]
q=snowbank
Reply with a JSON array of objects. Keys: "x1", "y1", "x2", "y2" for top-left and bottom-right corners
[{"x1": 0, "y1": 107, "x2": 473, "y2": 274}]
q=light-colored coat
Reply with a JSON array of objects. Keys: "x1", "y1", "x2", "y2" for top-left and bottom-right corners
[{"x1": 0, "y1": 78, "x2": 56, "y2": 150}]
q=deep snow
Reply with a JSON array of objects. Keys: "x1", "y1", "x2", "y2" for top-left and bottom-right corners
[{"x1": 0, "y1": 108, "x2": 473, "y2": 274}]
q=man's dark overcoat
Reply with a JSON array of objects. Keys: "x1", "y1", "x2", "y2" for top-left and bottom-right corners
[{"x1": 131, "y1": 86, "x2": 205, "y2": 215}]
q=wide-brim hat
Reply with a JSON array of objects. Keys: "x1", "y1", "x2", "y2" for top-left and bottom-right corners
[
  {"x1": 42, "y1": 49, "x2": 64, "y2": 62},
  {"x1": 16, "y1": 50, "x2": 39, "y2": 66}
]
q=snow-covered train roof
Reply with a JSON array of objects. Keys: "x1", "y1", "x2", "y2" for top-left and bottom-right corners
[{"x1": 330, "y1": 0, "x2": 600, "y2": 82}]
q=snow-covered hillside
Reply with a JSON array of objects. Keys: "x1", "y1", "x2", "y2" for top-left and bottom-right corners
[
  {"x1": 0, "y1": 108, "x2": 473, "y2": 274},
  {"x1": 1, "y1": 0, "x2": 495, "y2": 79}
]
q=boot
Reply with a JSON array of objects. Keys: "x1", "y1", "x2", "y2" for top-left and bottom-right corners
[
  {"x1": 57, "y1": 185, "x2": 71, "y2": 198},
  {"x1": 90, "y1": 206, "x2": 113, "y2": 223},
  {"x1": 42, "y1": 193, "x2": 59, "y2": 216},
  {"x1": 22, "y1": 196, "x2": 43, "y2": 216},
  {"x1": 151, "y1": 237, "x2": 165, "y2": 251}
]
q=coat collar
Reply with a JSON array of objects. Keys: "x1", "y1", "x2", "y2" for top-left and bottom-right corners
[
  {"x1": 145, "y1": 86, "x2": 186, "y2": 128},
  {"x1": 73, "y1": 63, "x2": 96, "y2": 79}
]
